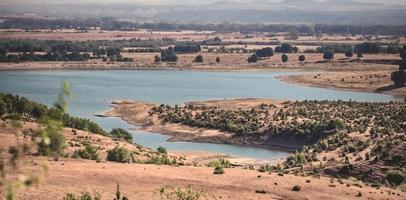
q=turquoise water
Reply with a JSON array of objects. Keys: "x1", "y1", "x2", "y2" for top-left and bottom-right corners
[{"x1": 0, "y1": 70, "x2": 394, "y2": 160}]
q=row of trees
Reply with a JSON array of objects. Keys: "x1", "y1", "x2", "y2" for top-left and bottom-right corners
[
  {"x1": 0, "y1": 93, "x2": 109, "y2": 136},
  {"x1": 391, "y1": 46, "x2": 406, "y2": 86},
  {"x1": 3, "y1": 18, "x2": 406, "y2": 36}
]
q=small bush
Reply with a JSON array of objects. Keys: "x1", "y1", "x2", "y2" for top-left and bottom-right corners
[
  {"x1": 385, "y1": 171, "x2": 406, "y2": 186},
  {"x1": 107, "y1": 146, "x2": 133, "y2": 163},
  {"x1": 213, "y1": 166, "x2": 224, "y2": 174},
  {"x1": 193, "y1": 55, "x2": 204, "y2": 63},
  {"x1": 63, "y1": 191, "x2": 101, "y2": 200},
  {"x1": 73, "y1": 145, "x2": 99, "y2": 160},
  {"x1": 207, "y1": 158, "x2": 231, "y2": 168},
  {"x1": 110, "y1": 128, "x2": 133, "y2": 143},
  {"x1": 292, "y1": 185, "x2": 301, "y2": 191},
  {"x1": 255, "y1": 189, "x2": 267, "y2": 194},
  {"x1": 157, "y1": 146, "x2": 168, "y2": 154},
  {"x1": 155, "y1": 185, "x2": 211, "y2": 200}
]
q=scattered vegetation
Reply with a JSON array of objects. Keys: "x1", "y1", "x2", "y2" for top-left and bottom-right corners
[
  {"x1": 155, "y1": 185, "x2": 213, "y2": 200},
  {"x1": 72, "y1": 145, "x2": 100, "y2": 161},
  {"x1": 213, "y1": 166, "x2": 225, "y2": 174},
  {"x1": 292, "y1": 185, "x2": 301, "y2": 191},
  {"x1": 107, "y1": 146, "x2": 134, "y2": 163}
]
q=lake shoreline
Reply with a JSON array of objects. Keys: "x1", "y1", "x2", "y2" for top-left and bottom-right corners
[
  {"x1": 276, "y1": 72, "x2": 406, "y2": 98},
  {"x1": 1, "y1": 60, "x2": 402, "y2": 98},
  {"x1": 100, "y1": 99, "x2": 310, "y2": 153}
]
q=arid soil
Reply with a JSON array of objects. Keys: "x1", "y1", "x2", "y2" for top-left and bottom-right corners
[
  {"x1": 1, "y1": 112, "x2": 405, "y2": 199},
  {"x1": 13, "y1": 158, "x2": 405, "y2": 200},
  {"x1": 277, "y1": 69, "x2": 406, "y2": 97}
]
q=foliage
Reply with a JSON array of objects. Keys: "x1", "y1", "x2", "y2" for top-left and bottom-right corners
[
  {"x1": 213, "y1": 166, "x2": 225, "y2": 174},
  {"x1": 248, "y1": 54, "x2": 258, "y2": 63},
  {"x1": 107, "y1": 146, "x2": 133, "y2": 163},
  {"x1": 3, "y1": 18, "x2": 406, "y2": 36},
  {"x1": 174, "y1": 44, "x2": 201, "y2": 53},
  {"x1": 145, "y1": 154, "x2": 174, "y2": 165},
  {"x1": 114, "y1": 184, "x2": 129, "y2": 200},
  {"x1": 0, "y1": 93, "x2": 107, "y2": 136},
  {"x1": 207, "y1": 158, "x2": 231, "y2": 168},
  {"x1": 157, "y1": 146, "x2": 168, "y2": 154},
  {"x1": 385, "y1": 171, "x2": 406, "y2": 186},
  {"x1": 255, "y1": 47, "x2": 274, "y2": 58},
  {"x1": 155, "y1": 55, "x2": 161, "y2": 63},
  {"x1": 354, "y1": 42, "x2": 381, "y2": 54},
  {"x1": 316, "y1": 45, "x2": 352, "y2": 54},
  {"x1": 110, "y1": 128, "x2": 133, "y2": 143},
  {"x1": 161, "y1": 47, "x2": 178, "y2": 62},
  {"x1": 391, "y1": 69, "x2": 406, "y2": 86},
  {"x1": 63, "y1": 191, "x2": 102, "y2": 200},
  {"x1": 281, "y1": 54, "x2": 288, "y2": 62},
  {"x1": 298, "y1": 55, "x2": 305, "y2": 62},
  {"x1": 193, "y1": 55, "x2": 204, "y2": 63},
  {"x1": 275, "y1": 43, "x2": 298, "y2": 53},
  {"x1": 73, "y1": 145, "x2": 100, "y2": 160},
  {"x1": 155, "y1": 185, "x2": 212, "y2": 200},
  {"x1": 292, "y1": 185, "x2": 301, "y2": 191},
  {"x1": 345, "y1": 51, "x2": 353, "y2": 58},
  {"x1": 36, "y1": 81, "x2": 72, "y2": 157},
  {"x1": 323, "y1": 51, "x2": 334, "y2": 60}
]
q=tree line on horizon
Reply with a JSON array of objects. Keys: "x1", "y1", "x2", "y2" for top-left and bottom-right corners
[{"x1": 2, "y1": 17, "x2": 406, "y2": 36}]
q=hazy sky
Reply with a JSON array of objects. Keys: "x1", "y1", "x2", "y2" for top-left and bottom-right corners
[{"x1": 2, "y1": 0, "x2": 406, "y2": 5}]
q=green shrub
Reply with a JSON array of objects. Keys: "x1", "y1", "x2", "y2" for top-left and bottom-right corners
[
  {"x1": 145, "y1": 155, "x2": 173, "y2": 165},
  {"x1": 213, "y1": 166, "x2": 224, "y2": 174},
  {"x1": 385, "y1": 171, "x2": 406, "y2": 186},
  {"x1": 207, "y1": 158, "x2": 231, "y2": 168},
  {"x1": 73, "y1": 145, "x2": 99, "y2": 160},
  {"x1": 110, "y1": 128, "x2": 133, "y2": 143},
  {"x1": 63, "y1": 191, "x2": 101, "y2": 200},
  {"x1": 255, "y1": 189, "x2": 267, "y2": 194},
  {"x1": 107, "y1": 146, "x2": 133, "y2": 163},
  {"x1": 292, "y1": 185, "x2": 301, "y2": 191},
  {"x1": 155, "y1": 185, "x2": 211, "y2": 200},
  {"x1": 157, "y1": 146, "x2": 168, "y2": 154}
]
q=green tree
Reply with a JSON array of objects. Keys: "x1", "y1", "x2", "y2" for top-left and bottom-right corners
[
  {"x1": 161, "y1": 47, "x2": 178, "y2": 62},
  {"x1": 255, "y1": 47, "x2": 274, "y2": 57},
  {"x1": 107, "y1": 146, "x2": 133, "y2": 163},
  {"x1": 282, "y1": 54, "x2": 288, "y2": 63},
  {"x1": 193, "y1": 55, "x2": 204, "y2": 63},
  {"x1": 154, "y1": 55, "x2": 161, "y2": 63},
  {"x1": 298, "y1": 55, "x2": 305, "y2": 62},
  {"x1": 323, "y1": 51, "x2": 334, "y2": 61},
  {"x1": 345, "y1": 51, "x2": 353, "y2": 58},
  {"x1": 110, "y1": 128, "x2": 133, "y2": 143},
  {"x1": 248, "y1": 54, "x2": 258, "y2": 63},
  {"x1": 391, "y1": 71, "x2": 405, "y2": 87}
]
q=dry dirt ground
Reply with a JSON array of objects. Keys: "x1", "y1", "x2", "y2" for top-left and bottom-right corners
[
  {"x1": 1, "y1": 28, "x2": 405, "y2": 44},
  {"x1": 1, "y1": 111, "x2": 405, "y2": 199},
  {"x1": 12, "y1": 158, "x2": 405, "y2": 200}
]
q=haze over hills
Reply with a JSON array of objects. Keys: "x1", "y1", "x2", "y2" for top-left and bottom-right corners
[{"x1": 1, "y1": 0, "x2": 406, "y2": 25}]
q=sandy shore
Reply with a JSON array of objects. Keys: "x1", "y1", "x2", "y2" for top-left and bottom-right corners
[{"x1": 277, "y1": 70, "x2": 406, "y2": 98}]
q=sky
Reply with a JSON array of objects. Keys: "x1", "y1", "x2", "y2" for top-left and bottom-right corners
[{"x1": 2, "y1": 0, "x2": 406, "y2": 5}]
